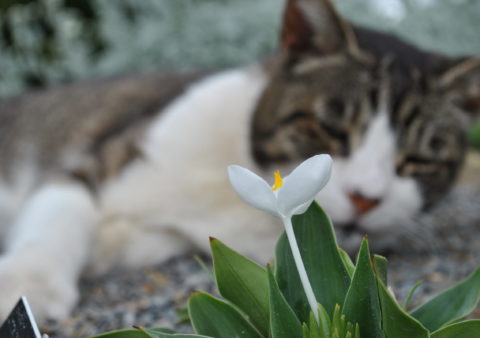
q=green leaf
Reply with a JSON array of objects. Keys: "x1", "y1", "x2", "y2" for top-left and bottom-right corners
[
  {"x1": 354, "y1": 324, "x2": 360, "y2": 338},
  {"x1": 316, "y1": 303, "x2": 332, "y2": 338},
  {"x1": 210, "y1": 238, "x2": 269, "y2": 336},
  {"x1": 403, "y1": 280, "x2": 424, "y2": 311},
  {"x1": 193, "y1": 254, "x2": 214, "y2": 283},
  {"x1": 176, "y1": 307, "x2": 190, "y2": 324},
  {"x1": 188, "y1": 292, "x2": 262, "y2": 338},
  {"x1": 303, "y1": 323, "x2": 310, "y2": 338},
  {"x1": 268, "y1": 265, "x2": 302, "y2": 338},
  {"x1": 410, "y1": 267, "x2": 480, "y2": 332},
  {"x1": 143, "y1": 328, "x2": 175, "y2": 335},
  {"x1": 142, "y1": 327, "x2": 211, "y2": 337},
  {"x1": 332, "y1": 304, "x2": 346, "y2": 338},
  {"x1": 345, "y1": 322, "x2": 353, "y2": 338},
  {"x1": 90, "y1": 329, "x2": 150, "y2": 338},
  {"x1": 430, "y1": 320, "x2": 480, "y2": 338},
  {"x1": 373, "y1": 255, "x2": 388, "y2": 286},
  {"x1": 275, "y1": 202, "x2": 351, "y2": 321},
  {"x1": 342, "y1": 238, "x2": 384, "y2": 338},
  {"x1": 338, "y1": 249, "x2": 355, "y2": 279},
  {"x1": 307, "y1": 311, "x2": 321, "y2": 338},
  {"x1": 89, "y1": 327, "x2": 210, "y2": 338},
  {"x1": 301, "y1": 305, "x2": 332, "y2": 338},
  {"x1": 376, "y1": 277, "x2": 429, "y2": 338}
]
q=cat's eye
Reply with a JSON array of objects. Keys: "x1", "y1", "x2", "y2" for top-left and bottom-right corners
[
  {"x1": 326, "y1": 97, "x2": 345, "y2": 118},
  {"x1": 281, "y1": 109, "x2": 311, "y2": 125},
  {"x1": 428, "y1": 135, "x2": 446, "y2": 153},
  {"x1": 290, "y1": 109, "x2": 310, "y2": 118},
  {"x1": 369, "y1": 88, "x2": 378, "y2": 109}
]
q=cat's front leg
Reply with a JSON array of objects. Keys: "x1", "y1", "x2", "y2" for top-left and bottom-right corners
[{"x1": 0, "y1": 180, "x2": 98, "y2": 323}]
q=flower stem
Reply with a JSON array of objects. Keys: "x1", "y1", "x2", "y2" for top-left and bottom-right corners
[{"x1": 282, "y1": 216, "x2": 319, "y2": 323}]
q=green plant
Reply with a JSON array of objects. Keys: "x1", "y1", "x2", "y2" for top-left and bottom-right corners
[
  {"x1": 92, "y1": 155, "x2": 480, "y2": 338},
  {"x1": 92, "y1": 202, "x2": 480, "y2": 338}
]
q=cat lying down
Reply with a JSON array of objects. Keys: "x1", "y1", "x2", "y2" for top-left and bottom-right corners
[{"x1": 0, "y1": 0, "x2": 479, "y2": 323}]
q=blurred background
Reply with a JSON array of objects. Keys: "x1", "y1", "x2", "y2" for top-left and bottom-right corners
[
  {"x1": 2, "y1": 0, "x2": 479, "y2": 145},
  {"x1": 1, "y1": 0, "x2": 480, "y2": 98}
]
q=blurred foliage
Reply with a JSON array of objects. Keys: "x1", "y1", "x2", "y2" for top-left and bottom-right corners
[
  {"x1": 0, "y1": 0, "x2": 104, "y2": 90},
  {"x1": 0, "y1": 0, "x2": 281, "y2": 98},
  {"x1": 0, "y1": 0, "x2": 479, "y2": 98},
  {"x1": 468, "y1": 122, "x2": 480, "y2": 150}
]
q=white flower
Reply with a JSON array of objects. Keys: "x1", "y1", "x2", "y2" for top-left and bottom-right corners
[
  {"x1": 227, "y1": 154, "x2": 332, "y2": 219},
  {"x1": 227, "y1": 154, "x2": 333, "y2": 324}
]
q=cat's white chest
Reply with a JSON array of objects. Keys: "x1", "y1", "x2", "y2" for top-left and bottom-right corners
[{"x1": 99, "y1": 66, "x2": 269, "y2": 228}]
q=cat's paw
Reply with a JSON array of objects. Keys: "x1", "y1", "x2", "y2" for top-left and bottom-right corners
[{"x1": 0, "y1": 254, "x2": 78, "y2": 324}]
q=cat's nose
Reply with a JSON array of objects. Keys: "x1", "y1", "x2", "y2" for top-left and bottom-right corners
[{"x1": 348, "y1": 192, "x2": 380, "y2": 216}]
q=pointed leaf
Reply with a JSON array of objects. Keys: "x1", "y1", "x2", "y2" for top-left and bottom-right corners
[
  {"x1": 268, "y1": 265, "x2": 302, "y2": 338},
  {"x1": 430, "y1": 320, "x2": 480, "y2": 338},
  {"x1": 317, "y1": 303, "x2": 332, "y2": 338},
  {"x1": 377, "y1": 277, "x2": 429, "y2": 338},
  {"x1": 333, "y1": 306, "x2": 346, "y2": 338},
  {"x1": 303, "y1": 323, "x2": 310, "y2": 338},
  {"x1": 410, "y1": 267, "x2": 480, "y2": 332},
  {"x1": 342, "y1": 238, "x2": 384, "y2": 338},
  {"x1": 354, "y1": 324, "x2": 360, "y2": 338},
  {"x1": 275, "y1": 202, "x2": 351, "y2": 321},
  {"x1": 403, "y1": 280, "x2": 424, "y2": 311},
  {"x1": 338, "y1": 249, "x2": 355, "y2": 279},
  {"x1": 210, "y1": 238, "x2": 269, "y2": 336},
  {"x1": 332, "y1": 305, "x2": 342, "y2": 337},
  {"x1": 373, "y1": 255, "x2": 388, "y2": 285},
  {"x1": 308, "y1": 311, "x2": 322, "y2": 338},
  {"x1": 346, "y1": 322, "x2": 353, "y2": 337},
  {"x1": 193, "y1": 255, "x2": 214, "y2": 283},
  {"x1": 188, "y1": 292, "x2": 262, "y2": 338}
]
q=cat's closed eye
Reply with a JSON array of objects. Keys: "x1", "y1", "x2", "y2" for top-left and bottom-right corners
[
  {"x1": 325, "y1": 97, "x2": 346, "y2": 118},
  {"x1": 283, "y1": 109, "x2": 311, "y2": 124},
  {"x1": 315, "y1": 97, "x2": 348, "y2": 123},
  {"x1": 428, "y1": 135, "x2": 446, "y2": 153}
]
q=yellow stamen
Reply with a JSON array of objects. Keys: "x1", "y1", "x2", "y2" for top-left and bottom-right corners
[{"x1": 271, "y1": 170, "x2": 283, "y2": 191}]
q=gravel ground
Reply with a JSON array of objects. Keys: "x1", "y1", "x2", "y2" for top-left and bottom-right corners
[
  {"x1": 40, "y1": 182, "x2": 480, "y2": 337},
  {"x1": 40, "y1": 256, "x2": 215, "y2": 337}
]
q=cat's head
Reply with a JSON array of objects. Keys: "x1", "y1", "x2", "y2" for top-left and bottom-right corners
[{"x1": 251, "y1": 0, "x2": 480, "y2": 233}]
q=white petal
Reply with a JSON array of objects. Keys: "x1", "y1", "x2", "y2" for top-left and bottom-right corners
[
  {"x1": 291, "y1": 199, "x2": 313, "y2": 216},
  {"x1": 277, "y1": 154, "x2": 332, "y2": 217},
  {"x1": 227, "y1": 165, "x2": 280, "y2": 217}
]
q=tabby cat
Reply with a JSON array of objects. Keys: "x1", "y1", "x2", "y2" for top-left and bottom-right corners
[{"x1": 0, "y1": 0, "x2": 478, "y2": 323}]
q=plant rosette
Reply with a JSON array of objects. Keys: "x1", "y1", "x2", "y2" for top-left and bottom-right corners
[{"x1": 92, "y1": 155, "x2": 480, "y2": 338}]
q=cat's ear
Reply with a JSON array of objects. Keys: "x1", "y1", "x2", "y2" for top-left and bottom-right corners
[
  {"x1": 280, "y1": 0, "x2": 363, "y2": 58},
  {"x1": 439, "y1": 58, "x2": 480, "y2": 120}
]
